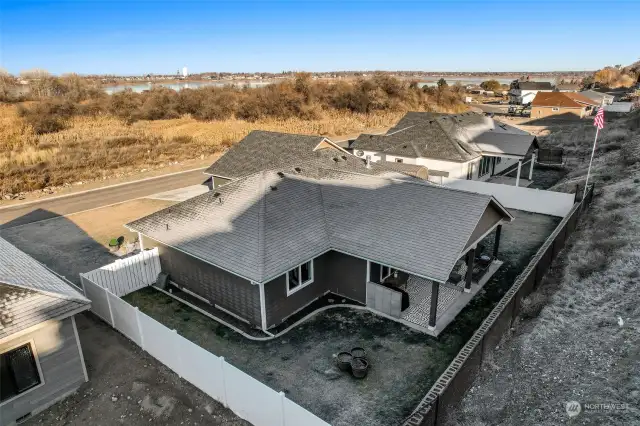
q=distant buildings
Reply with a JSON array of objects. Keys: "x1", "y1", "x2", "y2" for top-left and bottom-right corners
[
  {"x1": 182, "y1": 67, "x2": 188, "y2": 78},
  {"x1": 509, "y1": 80, "x2": 554, "y2": 105},
  {"x1": 530, "y1": 92, "x2": 599, "y2": 119}
]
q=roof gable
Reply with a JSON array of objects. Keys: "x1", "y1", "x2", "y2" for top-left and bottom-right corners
[
  {"x1": 0, "y1": 237, "x2": 89, "y2": 304},
  {"x1": 204, "y1": 130, "x2": 342, "y2": 179}
]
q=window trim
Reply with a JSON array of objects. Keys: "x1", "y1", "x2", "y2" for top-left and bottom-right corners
[
  {"x1": 0, "y1": 340, "x2": 45, "y2": 407},
  {"x1": 285, "y1": 260, "x2": 314, "y2": 296},
  {"x1": 478, "y1": 156, "x2": 492, "y2": 177},
  {"x1": 379, "y1": 264, "x2": 395, "y2": 282}
]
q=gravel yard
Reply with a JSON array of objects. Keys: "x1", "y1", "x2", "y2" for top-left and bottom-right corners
[{"x1": 124, "y1": 209, "x2": 560, "y2": 426}]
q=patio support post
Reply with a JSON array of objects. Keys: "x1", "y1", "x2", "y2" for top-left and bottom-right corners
[
  {"x1": 515, "y1": 160, "x2": 522, "y2": 187},
  {"x1": 493, "y1": 224, "x2": 502, "y2": 258},
  {"x1": 529, "y1": 152, "x2": 536, "y2": 181},
  {"x1": 465, "y1": 248, "x2": 475, "y2": 292},
  {"x1": 428, "y1": 280, "x2": 439, "y2": 329}
]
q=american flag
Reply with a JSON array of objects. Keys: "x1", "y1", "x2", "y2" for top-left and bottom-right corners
[{"x1": 594, "y1": 107, "x2": 605, "y2": 129}]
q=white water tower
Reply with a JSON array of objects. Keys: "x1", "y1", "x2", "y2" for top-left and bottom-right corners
[{"x1": 182, "y1": 67, "x2": 188, "y2": 78}]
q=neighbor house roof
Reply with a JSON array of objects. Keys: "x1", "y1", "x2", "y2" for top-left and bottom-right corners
[
  {"x1": 351, "y1": 112, "x2": 536, "y2": 162},
  {"x1": 532, "y1": 92, "x2": 600, "y2": 108},
  {"x1": 0, "y1": 237, "x2": 90, "y2": 340},
  {"x1": 204, "y1": 130, "x2": 347, "y2": 179},
  {"x1": 516, "y1": 81, "x2": 554, "y2": 90},
  {"x1": 127, "y1": 167, "x2": 512, "y2": 284},
  {"x1": 555, "y1": 83, "x2": 581, "y2": 91},
  {"x1": 580, "y1": 90, "x2": 615, "y2": 104}
]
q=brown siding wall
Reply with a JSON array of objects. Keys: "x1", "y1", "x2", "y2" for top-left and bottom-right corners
[
  {"x1": 531, "y1": 106, "x2": 584, "y2": 119},
  {"x1": 263, "y1": 251, "x2": 367, "y2": 327},
  {"x1": 212, "y1": 176, "x2": 232, "y2": 189},
  {"x1": 144, "y1": 237, "x2": 262, "y2": 326}
]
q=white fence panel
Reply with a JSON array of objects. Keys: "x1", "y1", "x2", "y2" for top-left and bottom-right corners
[
  {"x1": 81, "y1": 276, "x2": 112, "y2": 325},
  {"x1": 174, "y1": 334, "x2": 226, "y2": 403},
  {"x1": 284, "y1": 398, "x2": 331, "y2": 426},
  {"x1": 137, "y1": 312, "x2": 182, "y2": 373},
  {"x1": 224, "y1": 362, "x2": 284, "y2": 426},
  {"x1": 83, "y1": 248, "x2": 161, "y2": 296},
  {"x1": 442, "y1": 178, "x2": 575, "y2": 217},
  {"x1": 108, "y1": 292, "x2": 142, "y2": 346}
]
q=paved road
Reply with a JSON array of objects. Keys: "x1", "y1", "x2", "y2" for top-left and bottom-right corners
[{"x1": 0, "y1": 169, "x2": 209, "y2": 229}]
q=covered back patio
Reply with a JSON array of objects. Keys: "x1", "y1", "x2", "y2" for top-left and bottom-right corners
[{"x1": 365, "y1": 223, "x2": 506, "y2": 336}]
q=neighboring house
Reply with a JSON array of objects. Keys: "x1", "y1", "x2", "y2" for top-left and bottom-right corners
[
  {"x1": 509, "y1": 80, "x2": 554, "y2": 104},
  {"x1": 204, "y1": 130, "x2": 350, "y2": 189},
  {"x1": 531, "y1": 92, "x2": 600, "y2": 119},
  {"x1": 0, "y1": 237, "x2": 90, "y2": 425},
  {"x1": 579, "y1": 89, "x2": 615, "y2": 105},
  {"x1": 555, "y1": 83, "x2": 581, "y2": 92},
  {"x1": 350, "y1": 112, "x2": 538, "y2": 186},
  {"x1": 604, "y1": 102, "x2": 634, "y2": 113},
  {"x1": 126, "y1": 165, "x2": 513, "y2": 335}
]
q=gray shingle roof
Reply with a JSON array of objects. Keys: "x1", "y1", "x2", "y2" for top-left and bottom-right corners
[
  {"x1": 127, "y1": 168, "x2": 511, "y2": 284},
  {"x1": 204, "y1": 130, "x2": 343, "y2": 179},
  {"x1": 352, "y1": 112, "x2": 536, "y2": 161},
  {"x1": 0, "y1": 283, "x2": 87, "y2": 340},
  {"x1": 0, "y1": 237, "x2": 90, "y2": 339},
  {"x1": 517, "y1": 81, "x2": 554, "y2": 90}
]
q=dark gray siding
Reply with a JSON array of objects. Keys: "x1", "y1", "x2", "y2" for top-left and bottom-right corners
[
  {"x1": 324, "y1": 252, "x2": 367, "y2": 303},
  {"x1": 0, "y1": 317, "x2": 86, "y2": 425},
  {"x1": 264, "y1": 251, "x2": 366, "y2": 327},
  {"x1": 144, "y1": 237, "x2": 261, "y2": 326}
]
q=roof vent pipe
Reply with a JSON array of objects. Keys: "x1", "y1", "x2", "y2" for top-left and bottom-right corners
[{"x1": 365, "y1": 155, "x2": 372, "y2": 169}]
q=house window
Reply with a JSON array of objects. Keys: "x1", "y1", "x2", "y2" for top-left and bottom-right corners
[
  {"x1": 478, "y1": 156, "x2": 492, "y2": 177},
  {"x1": 395, "y1": 158, "x2": 403, "y2": 163},
  {"x1": 496, "y1": 157, "x2": 502, "y2": 164},
  {"x1": 1, "y1": 343, "x2": 42, "y2": 403},
  {"x1": 552, "y1": 107, "x2": 560, "y2": 112},
  {"x1": 466, "y1": 162, "x2": 474, "y2": 180},
  {"x1": 286, "y1": 260, "x2": 314, "y2": 295},
  {"x1": 380, "y1": 265, "x2": 395, "y2": 281}
]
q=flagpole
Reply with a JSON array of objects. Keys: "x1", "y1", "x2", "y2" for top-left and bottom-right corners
[
  {"x1": 583, "y1": 100, "x2": 604, "y2": 201},
  {"x1": 583, "y1": 126, "x2": 599, "y2": 201}
]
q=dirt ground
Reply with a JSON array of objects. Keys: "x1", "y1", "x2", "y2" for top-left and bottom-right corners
[
  {"x1": 22, "y1": 313, "x2": 249, "y2": 426},
  {"x1": 123, "y1": 210, "x2": 559, "y2": 426}
]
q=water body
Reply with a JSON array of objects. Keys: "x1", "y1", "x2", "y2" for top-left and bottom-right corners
[
  {"x1": 418, "y1": 76, "x2": 557, "y2": 88},
  {"x1": 103, "y1": 80, "x2": 273, "y2": 94},
  {"x1": 104, "y1": 76, "x2": 559, "y2": 93}
]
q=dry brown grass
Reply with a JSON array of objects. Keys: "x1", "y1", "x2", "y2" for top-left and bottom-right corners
[{"x1": 0, "y1": 104, "x2": 423, "y2": 194}]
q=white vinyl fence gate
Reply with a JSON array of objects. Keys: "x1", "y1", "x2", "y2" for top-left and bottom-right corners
[{"x1": 80, "y1": 250, "x2": 328, "y2": 426}]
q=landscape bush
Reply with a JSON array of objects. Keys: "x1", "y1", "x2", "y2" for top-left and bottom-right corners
[{"x1": 13, "y1": 73, "x2": 465, "y2": 127}]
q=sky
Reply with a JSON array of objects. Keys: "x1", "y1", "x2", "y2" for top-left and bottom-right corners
[{"x1": 1, "y1": 0, "x2": 639, "y2": 75}]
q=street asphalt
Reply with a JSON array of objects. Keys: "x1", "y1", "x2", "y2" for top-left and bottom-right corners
[{"x1": 0, "y1": 169, "x2": 209, "y2": 229}]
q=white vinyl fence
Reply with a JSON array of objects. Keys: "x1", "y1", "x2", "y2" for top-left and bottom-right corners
[
  {"x1": 442, "y1": 178, "x2": 575, "y2": 217},
  {"x1": 81, "y1": 260, "x2": 328, "y2": 426},
  {"x1": 81, "y1": 248, "x2": 161, "y2": 296}
]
